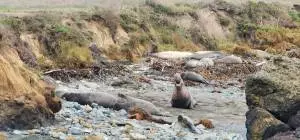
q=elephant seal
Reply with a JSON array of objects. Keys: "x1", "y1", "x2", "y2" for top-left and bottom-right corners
[
  {"x1": 116, "y1": 93, "x2": 164, "y2": 116},
  {"x1": 171, "y1": 73, "x2": 195, "y2": 109},
  {"x1": 61, "y1": 92, "x2": 119, "y2": 109},
  {"x1": 61, "y1": 92, "x2": 166, "y2": 116},
  {"x1": 177, "y1": 115, "x2": 202, "y2": 134},
  {"x1": 181, "y1": 71, "x2": 209, "y2": 84}
]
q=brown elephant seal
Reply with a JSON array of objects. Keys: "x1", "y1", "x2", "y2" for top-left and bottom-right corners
[
  {"x1": 171, "y1": 73, "x2": 195, "y2": 109},
  {"x1": 116, "y1": 93, "x2": 165, "y2": 116},
  {"x1": 128, "y1": 106, "x2": 171, "y2": 124}
]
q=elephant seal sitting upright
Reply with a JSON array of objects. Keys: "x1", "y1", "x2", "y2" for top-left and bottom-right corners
[{"x1": 171, "y1": 73, "x2": 195, "y2": 109}]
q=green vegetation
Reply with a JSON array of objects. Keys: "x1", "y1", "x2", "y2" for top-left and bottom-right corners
[
  {"x1": 55, "y1": 25, "x2": 70, "y2": 33},
  {"x1": 0, "y1": 0, "x2": 299, "y2": 67},
  {"x1": 289, "y1": 11, "x2": 300, "y2": 22}
]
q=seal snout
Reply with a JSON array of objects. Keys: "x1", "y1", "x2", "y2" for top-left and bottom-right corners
[{"x1": 174, "y1": 73, "x2": 182, "y2": 86}]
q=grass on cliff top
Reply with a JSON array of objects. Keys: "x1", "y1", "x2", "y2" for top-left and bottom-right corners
[{"x1": 0, "y1": 13, "x2": 95, "y2": 69}]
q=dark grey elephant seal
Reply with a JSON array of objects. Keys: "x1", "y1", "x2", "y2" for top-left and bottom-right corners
[
  {"x1": 61, "y1": 92, "x2": 165, "y2": 116},
  {"x1": 171, "y1": 73, "x2": 195, "y2": 109},
  {"x1": 62, "y1": 92, "x2": 119, "y2": 109},
  {"x1": 177, "y1": 114, "x2": 202, "y2": 134},
  {"x1": 181, "y1": 71, "x2": 209, "y2": 84}
]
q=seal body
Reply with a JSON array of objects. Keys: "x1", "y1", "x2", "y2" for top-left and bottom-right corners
[
  {"x1": 61, "y1": 92, "x2": 164, "y2": 115},
  {"x1": 177, "y1": 115, "x2": 202, "y2": 134},
  {"x1": 171, "y1": 73, "x2": 195, "y2": 109},
  {"x1": 181, "y1": 72, "x2": 209, "y2": 84}
]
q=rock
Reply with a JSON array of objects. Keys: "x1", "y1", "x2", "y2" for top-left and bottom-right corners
[
  {"x1": 50, "y1": 132, "x2": 66, "y2": 139},
  {"x1": 91, "y1": 103, "x2": 98, "y2": 108},
  {"x1": 296, "y1": 128, "x2": 300, "y2": 138},
  {"x1": 0, "y1": 101, "x2": 55, "y2": 130},
  {"x1": 13, "y1": 130, "x2": 29, "y2": 135},
  {"x1": 185, "y1": 58, "x2": 214, "y2": 68},
  {"x1": 18, "y1": 135, "x2": 53, "y2": 140},
  {"x1": 288, "y1": 111, "x2": 300, "y2": 129},
  {"x1": 246, "y1": 108, "x2": 290, "y2": 140},
  {"x1": 27, "y1": 129, "x2": 41, "y2": 134},
  {"x1": 245, "y1": 57, "x2": 300, "y2": 139},
  {"x1": 214, "y1": 55, "x2": 243, "y2": 64},
  {"x1": 14, "y1": 96, "x2": 26, "y2": 106},
  {"x1": 129, "y1": 133, "x2": 147, "y2": 140},
  {"x1": 151, "y1": 51, "x2": 194, "y2": 59},
  {"x1": 66, "y1": 136, "x2": 77, "y2": 140},
  {"x1": 84, "y1": 105, "x2": 93, "y2": 113},
  {"x1": 251, "y1": 49, "x2": 272, "y2": 59},
  {"x1": 286, "y1": 48, "x2": 300, "y2": 59},
  {"x1": 246, "y1": 57, "x2": 300, "y2": 122},
  {"x1": 119, "y1": 109, "x2": 127, "y2": 116},
  {"x1": 73, "y1": 103, "x2": 82, "y2": 110},
  {"x1": 69, "y1": 127, "x2": 82, "y2": 135},
  {"x1": 267, "y1": 131, "x2": 298, "y2": 140},
  {"x1": 84, "y1": 135, "x2": 105, "y2": 140}
]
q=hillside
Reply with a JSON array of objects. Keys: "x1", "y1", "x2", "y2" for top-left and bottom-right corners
[{"x1": 0, "y1": 0, "x2": 299, "y2": 139}]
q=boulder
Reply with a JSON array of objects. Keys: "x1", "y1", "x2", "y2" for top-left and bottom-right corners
[
  {"x1": 250, "y1": 49, "x2": 272, "y2": 59},
  {"x1": 245, "y1": 56, "x2": 300, "y2": 139},
  {"x1": 246, "y1": 108, "x2": 290, "y2": 140},
  {"x1": 246, "y1": 56, "x2": 300, "y2": 122},
  {"x1": 288, "y1": 111, "x2": 300, "y2": 129},
  {"x1": 286, "y1": 48, "x2": 300, "y2": 59},
  {"x1": 267, "y1": 131, "x2": 299, "y2": 140}
]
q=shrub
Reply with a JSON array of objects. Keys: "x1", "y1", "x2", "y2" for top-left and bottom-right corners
[
  {"x1": 58, "y1": 41, "x2": 93, "y2": 68},
  {"x1": 146, "y1": 0, "x2": 174, "y2": 15},
  {"x1": 158, "y1": 44, "x2": 176, "y2": 52},
  {"x1": 289, "y1": 11, "x2": 300, "y2": 22},
  {"x1": 245, "y1": 1, "x2": 284, "y2": 23},
  {"x1": 0, "y1": 18, "x2": 23, "y2": 32},
  {"x1": 218, "y1": 16, "x2": 231, "y2": 27},
  {"x1": 55, "y1": 25, "x2": 70, "y2": 33}
]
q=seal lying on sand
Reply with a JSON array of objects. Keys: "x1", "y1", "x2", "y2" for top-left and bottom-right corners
[
  {"x1": 62, "y1": 92, "x2": 119, "y2": 109},
  {"x1": 116, "y1": 93, "x2": 163, "y2": 116},
  {"x1": 176, "y1": 115, "x2": 202, "y2": 134},
  {"x1": 181, "y1": 71, "x2": 209, "y2": 84},
  {"x1": 171, "y1": 73, "x2": 195, "y2": 109},
  {"x1": 61, "y1": 92, "x2": 166, "y2": 116}
]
